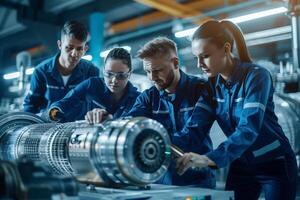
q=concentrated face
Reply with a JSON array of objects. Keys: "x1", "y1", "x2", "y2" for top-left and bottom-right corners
[
  {"x1": 143, "y1": 55, "x2": 178, "y2": 90},
  {"x1": 192, "y1": 38, "x2": 227, "y2": 78},
  {"x1": 103, "y1": 59, "x2": 131, "y2": 94},
  {"x1": 57, "y1": 35, "x2": 88, "y2": 70}
]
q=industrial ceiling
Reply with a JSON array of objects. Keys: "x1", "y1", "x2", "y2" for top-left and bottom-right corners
[{"x1": 0, "y1": 0, "x2": 293, "y2": 91}]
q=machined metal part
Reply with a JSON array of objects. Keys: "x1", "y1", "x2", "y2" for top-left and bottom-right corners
[
  {"x1": 0, "y1": 112, "x2": 171, "y2": 187},
  {"x1": 274, "y1": 93, "x2": 300, "y2": 154},
  {"x1": 170, "y1": 144, "x2": 184, "y2": 158}
]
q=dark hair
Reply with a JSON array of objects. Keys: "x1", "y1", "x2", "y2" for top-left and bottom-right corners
[
  {"x1": 137, "y1": 37, "x2": 177, "y2": 59},
  {"x1": 61, "y1": 20, "x2": 88, "y2": 42},
  {"x1": 104, "y1": 47, "x2": 132, "y2": 71},
  {"x1": 192, "y1": 20, "x2": 252, "y2": 63}
]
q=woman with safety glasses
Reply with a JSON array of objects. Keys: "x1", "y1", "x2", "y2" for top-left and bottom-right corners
[{"x1": 47, "y1": 48, "x2": 140, "y2": 123}]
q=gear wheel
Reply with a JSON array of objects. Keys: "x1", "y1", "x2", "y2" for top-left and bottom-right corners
[{"x1": 134, "y1": 129, "x2": 166, "y2": 173}]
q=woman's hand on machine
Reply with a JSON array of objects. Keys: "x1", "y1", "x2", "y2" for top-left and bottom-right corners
[{"x1": 85, "y1": 108, "x2": 113, "y2": 124}]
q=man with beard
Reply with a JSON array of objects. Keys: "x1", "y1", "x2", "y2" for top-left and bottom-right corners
[
  {"x1": 23, "y1": 20, "x2": 99, "y2": 120},
  {"x1": 89, "y1": 37, "x2": 215, "y2": 188}
]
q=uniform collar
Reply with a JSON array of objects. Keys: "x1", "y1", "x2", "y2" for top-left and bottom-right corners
[
  {"x1": 126, "y1": 81, "x2": 139, "y2": 97},
  {"x1": 216, "y1": 58, "x2": 242, "y2": 89},
  {"x1": 159, "y1": 69, "x2": 187, "y2": 101},
  {"x1": 46, "y1": 53, "x2": 62, "y2": 84},
  {"x1": 46, "y1": 53, "x2": 60, "y2": 73},
  {"x1": 111, "y1": 81, "x2": 138, "y2": 111}
]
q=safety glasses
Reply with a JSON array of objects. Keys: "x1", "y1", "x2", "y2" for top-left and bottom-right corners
[{"x1": 103, "y1": 71, "x2": 131, "y2": 80}]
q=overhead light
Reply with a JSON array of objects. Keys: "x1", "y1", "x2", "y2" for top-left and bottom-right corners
[
  {"x1": 4, "y1": 47, "x2": 130, "y2": 80},
  {"x1": 82, "y1": 55, "x2": 93, "y2": 61},
  {"x1": 244, "y1": 26, "x2": 291, "y2": 41},
  {"x1": 228, "y1": 7, "x2": 287, "y2": 23},
  {"x1": 100, "y1": 46, "x2": 131, "y2": 58},
  {"x1": 26, "y1": 67, "x2": 34, "y2": 75},
  {"x1": 246, "y1": 33, "x2": 291, "y2": 46},
  {"x1": 3, "y1": 72, "x2": 20, "y2": 80},
  {"x1": 175, "y1": 6, "x2": 288, "y2": 38},
  {"x1": 3, "y1": 67, "x2": 35, "y2": 80},
  {"x1": 175, "y1": 27, "x2": 197, "y2": 38}
]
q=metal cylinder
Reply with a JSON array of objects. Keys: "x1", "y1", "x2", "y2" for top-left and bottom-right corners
[{"x1": 0, "y1": 112, "x2": 171, "y2": 187}]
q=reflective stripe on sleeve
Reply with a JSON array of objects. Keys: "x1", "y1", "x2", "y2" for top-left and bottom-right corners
[
  {"x1": 46, "y1": 85, "x2": 64, "y2": 90},
  {"x1": 152, "y1": 110, "x2": 169, "y2": 114},
  {"x1": 243, "y1": 102, "x2": 266, "y2": 112},
  {"x1": 253, "y1": 140, "x2": 280, "y2": 157},
  {"x1": 234, "y1": 97, "x2": 244, "y2": 102},
  {"x1": 179, "y1": 107, "x2": 194, "y2": 112},
  {"x1": 195, "y1": 102, "x2": 213, "y2": 113},
  {"x1": 214, "y1": 98, "x2": 225, "y2": 102}
]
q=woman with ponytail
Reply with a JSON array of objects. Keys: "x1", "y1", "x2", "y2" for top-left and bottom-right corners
[{"x1": 175, "y1": 20, "x2": 297, "y2": 200}]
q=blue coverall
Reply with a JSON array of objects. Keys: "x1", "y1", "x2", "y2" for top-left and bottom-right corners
[
  {"x1": 50, "y1": 77, "x2": 140, "y2": 122},
  {"x1": 125, "y1": 70, "x2": 216, "y2": 188},
  {"x1": 179, "y1": 59, "x2": 297, "y2": 199},
  {"x1": 23, "y1": 53, "x2": 99, "y2": 119}
]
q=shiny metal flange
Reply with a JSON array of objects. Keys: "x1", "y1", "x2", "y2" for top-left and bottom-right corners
[
  {"x1": 0, "y1": 112, "x2": 46, "y2": 139},
  {"x1": 0, "y1": 112, "x2": 46, "y2": 160},
  {"x1": 0, "y1": 112, "x2": 171, "y2": 187},
  {"x1": 91, "y1": 117, "x2": 171, "y2": 186}
]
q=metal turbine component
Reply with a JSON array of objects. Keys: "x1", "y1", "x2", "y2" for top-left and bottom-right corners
[
  {"x1": 0, "y1": 112, "x2": 171, "y2": 187},
  {"x1": 274, "y1": 93, "x2": 300, "y2": 154}
]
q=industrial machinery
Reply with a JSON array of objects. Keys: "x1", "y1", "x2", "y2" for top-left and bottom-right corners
[
  {"x1": 0, "y1": 112, "x2": 171, "y2": 187},
  {"x1": 274, "y1": 93, "x2": 300, "y2": 154},
  {"x1": 0, "y1": 157, "x2": 78, "y2": 200}
]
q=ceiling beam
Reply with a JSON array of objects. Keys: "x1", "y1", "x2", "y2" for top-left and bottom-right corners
[
  {"x1": 109, "y1": 0, "x2": 242, "y2": 34},
  {"x1": 136, "y1": 0, "x2": 205, "y2": 19},
  {"x1": 0, "y1": 0, "x2": 58, "y2": 25},
  {"x1": 109, "y1": 11, "x2": 170, "y2": 34},
  {"x1": 59, "y1": 0, "x2": 132, "y2": 22},
  {"x1": 155, "y1": 0, "x2": 212, "y2": 24}
]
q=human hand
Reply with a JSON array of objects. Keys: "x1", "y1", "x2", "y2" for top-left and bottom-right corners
[
  {"x1": 176, "y1": 153, "x2": 216, "y2": 175},
  {"x1": 85, "y1": 108, "x2": 112, "y2": 124},
  {"x1": 48, "y1": 108, "x2": 63, "y2": 122}
]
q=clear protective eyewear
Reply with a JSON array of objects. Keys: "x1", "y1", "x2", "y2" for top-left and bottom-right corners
[{"x1": 103, "y1": 70, "x2": 131, "y2": 80}]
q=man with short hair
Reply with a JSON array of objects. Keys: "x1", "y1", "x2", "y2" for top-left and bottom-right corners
[
  {"x1": 89, "y1": 37, "x2": 215, "y2": 188},
  {"x1": 23, "y1": 20, "x2": 99, "y2": 120}
]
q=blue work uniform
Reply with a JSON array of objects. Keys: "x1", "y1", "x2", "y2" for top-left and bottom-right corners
[
  {"x1": 179, "y1": 59, "x2": 297, "y2": 199},
  {"x1": 50, "y1": 77, "x2": 140, "y2": 122},
  {"x1": 125, "y1": 70, "x2": 215, "y2": 188},
  {"x1": 23, "y1": 53, "x2": 99, "y2": 119}
]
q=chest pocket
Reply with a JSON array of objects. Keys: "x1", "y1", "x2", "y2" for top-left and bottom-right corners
[
  {"x1": 45, "y1": 84, "x2": 67, "y2": 102},
  {"x1": 114, "y1": 105, "x2": 128, "y2": 118},
  {"x1": 232, "y1": 80, "x2": 247, "y2": 124},
  {"x1": 232, "y1": 97, "x2": 244, "y2": 123},
  {"x1": 214, "y1": 98, "x2": 228, "y2": 126},
  {"x1": 91, "y1": 100, "x2": 106, "y2": 110},
  {"x1": 178, "y1": 106, "x2": 194, "y2": 130},
  {"x1": 152, "y1": 110, "x2": 172, "y2": 132}
]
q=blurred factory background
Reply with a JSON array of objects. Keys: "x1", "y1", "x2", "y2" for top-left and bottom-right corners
[
  {"x1": 0, "y1": 0, "x2": 300, "y2": 199},
  {"x1": 0, "y1": 0, "x2": 299, "y2": 109}
]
